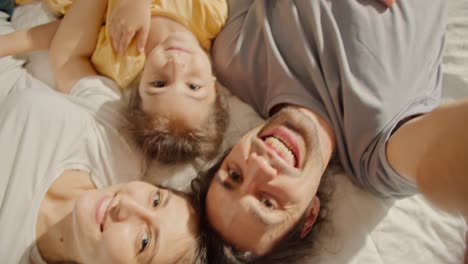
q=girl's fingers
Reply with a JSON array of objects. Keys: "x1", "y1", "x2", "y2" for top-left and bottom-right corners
[
  {"x1": 118, "y1": 29, "x2": 134, "y2": 55},
  {"x1": 136, "y1": 25, "x2": 149, "y2": 53}
]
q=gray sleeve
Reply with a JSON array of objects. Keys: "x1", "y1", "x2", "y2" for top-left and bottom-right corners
[{"x1": 335, "y1": 0, "x2": 446, "y2": 197}]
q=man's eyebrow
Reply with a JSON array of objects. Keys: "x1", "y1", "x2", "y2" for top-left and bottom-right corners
[
  {"x1": 216, "y1": 172, "x2": 233, "y2": 190},
  {"x1": 247, "y1": 203, "x2": 279, "y2": 226}
]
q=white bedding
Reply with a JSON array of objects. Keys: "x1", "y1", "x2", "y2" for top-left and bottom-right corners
[{"x1": 7, "y1": 1, "x2": 468, "y2": 263}]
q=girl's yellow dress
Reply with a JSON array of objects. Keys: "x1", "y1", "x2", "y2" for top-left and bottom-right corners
[{"x1": 17, "y1": 0, "x2": 228, "y2": 89}]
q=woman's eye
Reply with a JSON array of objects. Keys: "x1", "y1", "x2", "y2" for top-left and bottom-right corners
[
  {"x1": 139, "y1": 232, "x2": 150, "y2": 254},
  {"x1": 228, "y1": 169, "x2": 242, "y2": 183},
  {"x1": 152, "y1": 191, "x2": 161, "y2": 208},
  {"x1": 188, "y1": 83, "x2": 201, "y2": 90},
  {"x1": 151, "y1": 81, "x2": 166, "y2": 87}
]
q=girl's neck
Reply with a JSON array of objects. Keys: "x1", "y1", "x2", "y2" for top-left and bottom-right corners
[
  {"x1": 36, "y1": 170, "x2": 96, "y2": 263},
  {"x1": 145, "y1": 16, "x2": 195, "y2": 54}
]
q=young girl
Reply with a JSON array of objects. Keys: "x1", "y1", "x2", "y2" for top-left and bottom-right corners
[{"x1": 0, "y1": 0, "x2": 228, "y2": 165}]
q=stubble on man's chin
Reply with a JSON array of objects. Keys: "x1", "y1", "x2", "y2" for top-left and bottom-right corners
[{"x1": 262, "y1": 105, "x2": 324, "y2": 171}]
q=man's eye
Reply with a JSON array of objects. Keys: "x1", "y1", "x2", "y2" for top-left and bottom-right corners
[
  {"x1": 188, "y1": 83, "x2": 201, "y2": 90},
  {"x1": 152, "y1": 191, "x2": 161, "y2": 208},
  {"x1": 228, "y1": 169, "x2": 242, "y2": 183},
  {"x1": 261, "y1": 198, "x2": 275, "y2": 210},
  {"x1": 151, "y1": 81, "x2": 166, "y2": 87},
  {"x1": 139, "y1": 232, "x2": 150, "y2": 254}
]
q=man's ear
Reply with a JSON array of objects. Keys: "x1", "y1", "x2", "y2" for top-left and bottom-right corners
[{"x1": 300, "y1": 196, "x2": 320, "y2": 239}]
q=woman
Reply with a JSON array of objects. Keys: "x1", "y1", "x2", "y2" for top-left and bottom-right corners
[{"x1": 0, "y1": 11, "x2": 202, "y2": 263}]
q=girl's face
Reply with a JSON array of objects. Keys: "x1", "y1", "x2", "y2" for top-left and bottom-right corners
[
  {"x1": 138, "y1": 32, "x2": 217, "y2": 127},
  {"x1": 73, "y1": 181, "x2": 198, "y2": 263}
]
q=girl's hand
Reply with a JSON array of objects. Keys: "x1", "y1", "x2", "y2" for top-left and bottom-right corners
[{"x1": 108, "y1": 0, "x2": 151, "y2": 55}]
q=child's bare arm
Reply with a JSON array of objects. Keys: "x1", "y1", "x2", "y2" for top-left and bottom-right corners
[
  {"x1": 49, "y1": 0, "x2": 107, "y2": 93},
  {"x1": 0, "y1": 20, "x2": 60, "y2": 57}
]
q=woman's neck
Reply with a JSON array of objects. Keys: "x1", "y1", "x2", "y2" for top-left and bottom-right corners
[
  {"x1": 145, "y1": 16, "x2": 195, "y2": 54},
  {"x1": 36, "y1": 170, "x2": 96, "y2": 263}
]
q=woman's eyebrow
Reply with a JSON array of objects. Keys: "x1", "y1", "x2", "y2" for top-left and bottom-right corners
[
  {"x1": 147, "y1": 192, "x2": 167, "y2": 264},
  {"x1": 147, "y1": 232, "x2": 160, "y2": 264},
  {"x1": 161, "y1": 189, "x2": 173, "y2": 209}
]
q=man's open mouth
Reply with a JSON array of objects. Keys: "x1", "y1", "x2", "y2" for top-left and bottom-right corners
[{"x1": 261, "y1": 128, "x2": 301, "y2": 168}]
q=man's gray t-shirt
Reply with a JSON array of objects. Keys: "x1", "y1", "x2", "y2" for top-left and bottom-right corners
[{"x1": 212, "y1": 0, "x2": 446, "y2": 197}]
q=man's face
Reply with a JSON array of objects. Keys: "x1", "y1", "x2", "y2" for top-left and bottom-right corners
[{"x1": 206, "y1": 107, "x2": 331, "y2": 256}]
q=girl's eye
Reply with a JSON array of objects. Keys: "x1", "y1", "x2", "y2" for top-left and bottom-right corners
[
  {"x1": 188, "y1": 83, "x2": 201, "y2": 90},
  {"x1": 151, "y1": 81, "x2": 166, "y2": 87},
  {"x1": 139, "y1": 232, "x2": 150, "y2": 254},
  {"x1": 228, "y1": 169, "x2": 242, "y2": 183},
  {"x1": 152, "y1": 191, "x2": 161, "y2": 208}
]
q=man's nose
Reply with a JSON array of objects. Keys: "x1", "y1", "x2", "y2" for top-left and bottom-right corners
[
  {"x1": 241, "y1": 152, "x2": 277, "y2": 194},
  {"x1": 110, "y1": 197, "x2": 152, "y2": 223}
]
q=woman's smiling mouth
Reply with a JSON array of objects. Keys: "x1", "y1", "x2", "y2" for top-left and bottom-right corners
[{"x1": 96, "y1": 194, "x2": 115, "y2": 232}]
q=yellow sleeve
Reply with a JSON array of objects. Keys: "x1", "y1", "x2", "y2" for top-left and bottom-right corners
[
  {"x1": 149, "y1": 0, "x2": 228, "y2": 51},
  {"x1": 15, "y1": 0, "x2": 26, "y2": 4},
  {"x1": 91, "y1": 0, "x2": 146, "y2": 90},
  {"x1": 41, "y1": 0, "x2": 72, "y2": 15},
  {"x1": 15, "y1": 0, "x2": 38, "y2": 5}
]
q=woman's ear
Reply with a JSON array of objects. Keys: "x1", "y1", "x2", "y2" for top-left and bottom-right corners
[{"x1": 300, "y1": 196, "x2": 320, "y2": 239}]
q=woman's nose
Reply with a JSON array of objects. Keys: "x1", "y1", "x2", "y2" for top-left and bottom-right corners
[
  {"x1": 241, "y1": 152, "x2": 278, "y2": 194},
  {"x1": 110, "y1": 196, "x2": 152, "y2": 223}
]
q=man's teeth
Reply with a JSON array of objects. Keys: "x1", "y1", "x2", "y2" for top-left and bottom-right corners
[{"x1": 264, "y1": 136, "x2": 296, "y2": 166}]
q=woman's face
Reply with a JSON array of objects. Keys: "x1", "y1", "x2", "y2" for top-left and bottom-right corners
[
  {"x1": 73, "y1": 181, "x2": 198, "y2": 263},
  {"x1": 139, "y1": 31, "x2": 216, "y2": 128}
]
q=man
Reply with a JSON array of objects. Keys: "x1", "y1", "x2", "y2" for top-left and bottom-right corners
[{"x1": 202, "y1": 0, "x2": 467, "y2": 260}]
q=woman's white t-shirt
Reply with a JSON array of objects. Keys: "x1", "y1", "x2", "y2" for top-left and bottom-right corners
[{"x1": 0, "y1": 70, "x2": 143, "y2": 263}]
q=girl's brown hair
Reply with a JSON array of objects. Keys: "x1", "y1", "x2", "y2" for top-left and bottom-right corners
[{"x1": 124, "y1": 86, "x2": 228, "y2": 164}]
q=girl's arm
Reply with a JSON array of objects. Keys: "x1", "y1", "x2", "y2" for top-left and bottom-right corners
[
  {"x1": 0, "y1": 21, "x2": 60, "y2": 57},
  {"x1": 387, "y1": 98, "x2": 468, "y2": 218},
  {"x1": 49, "y1": 0, "x2": 108, "y2": 93}
]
